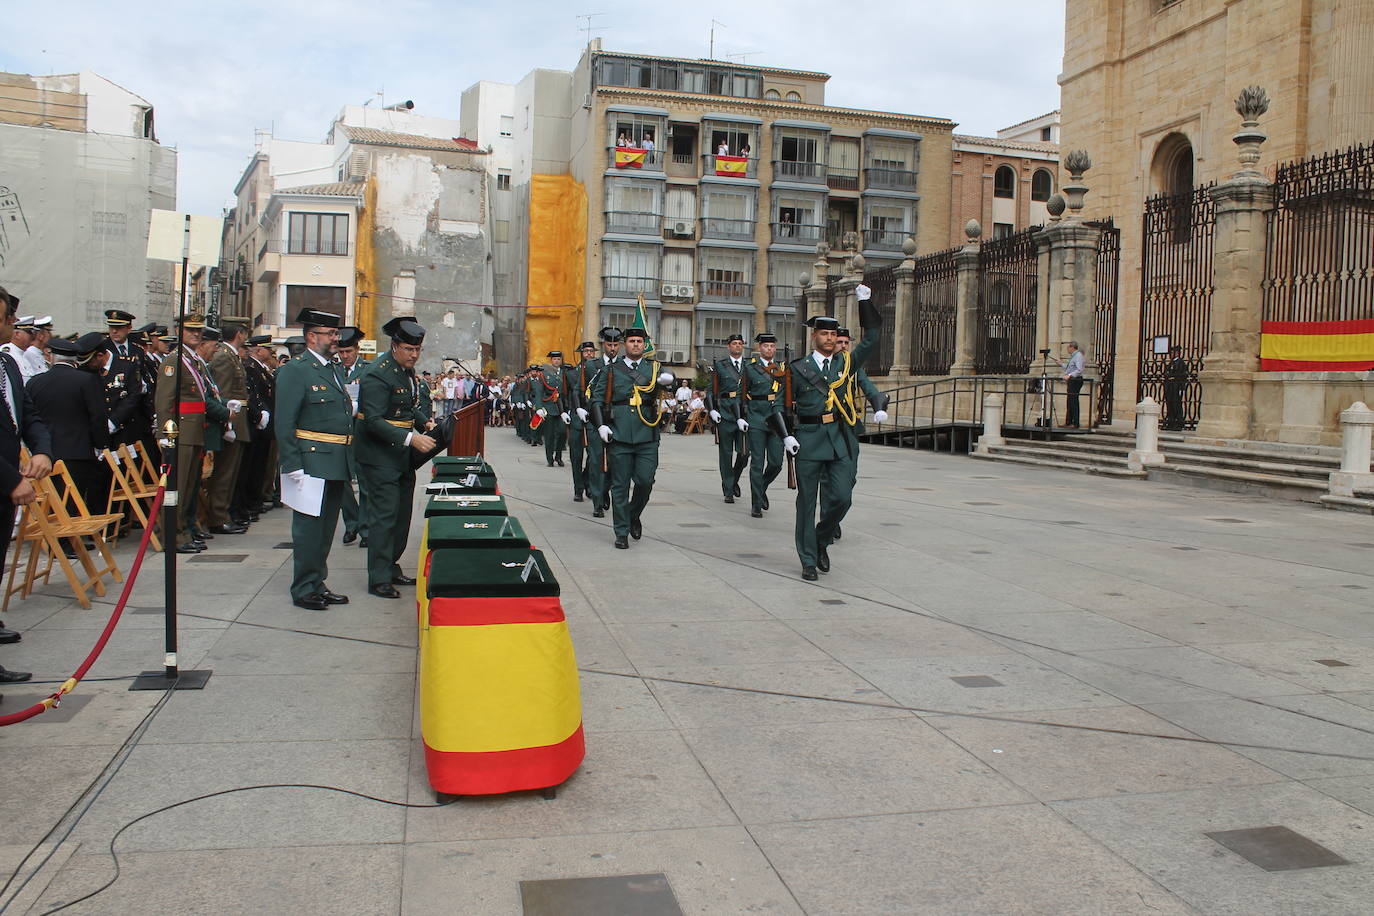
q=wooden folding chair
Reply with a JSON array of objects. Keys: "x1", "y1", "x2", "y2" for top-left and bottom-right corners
[
  {"x1": 684, "y1": 409, "x2": 708, "y2": 435},
  {"x1": 103, "y1": 445, "x2": 162, "y2": 552},
  {"x1": 27, "y1": 461, "x2": 124, "y2": 609},
  {"x1": 3, "y1": 502, "x2": 53, "y2": 611},
  {"x1": 132, "y1": 439, "x2": 161, "y2": 484}
]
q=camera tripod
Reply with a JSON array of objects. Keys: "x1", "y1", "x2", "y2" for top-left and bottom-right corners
[{"x1": 1032, "y1": 350, "x2": 1062, "y2": 431}]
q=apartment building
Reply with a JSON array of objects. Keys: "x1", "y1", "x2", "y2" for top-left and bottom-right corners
[{"x1": 948, "y1": 111, "x2": 1059, "y2": 247}]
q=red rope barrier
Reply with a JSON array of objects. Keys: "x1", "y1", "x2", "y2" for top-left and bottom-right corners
[{"x1": 0, "y1": 486, "x2": 167, "y2": 727}]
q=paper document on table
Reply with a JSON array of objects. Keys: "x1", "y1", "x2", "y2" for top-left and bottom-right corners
[{"x1": 280, "y1": 472, "x2": 325, "y2": 516}]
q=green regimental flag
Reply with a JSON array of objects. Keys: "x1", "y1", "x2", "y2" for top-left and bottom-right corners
[{"x1": 632, "y1": 293, "x2": 656, "y2": 356}]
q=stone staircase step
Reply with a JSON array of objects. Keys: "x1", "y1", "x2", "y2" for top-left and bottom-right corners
[
  {"x1": 1157, "y1": 464, "x2": 1329, "y2": 497},
  {"x1": 1157, "y1": 451, "x2": 1334, "y2": 481},
  {"x1": 973, "y1": 447, "x2": 1147, "y2": 479},
  {"x1": 1319, "y1": 494, "x2": 1374, "y2": 514},
  {"x1": 989, "y1": 442, "x2": 1135, "y2": 469}
]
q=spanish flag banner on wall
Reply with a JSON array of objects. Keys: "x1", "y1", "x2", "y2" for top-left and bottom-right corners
[
  {"x1": 1260, "y1": 319, "x2": 1374, "y2": 371},
  {"x1": 714, "y1": 154, "x2": 748, "y2": 177},
  {"x1": 614, "y1": 147, "x2": 646, "y2": 169}
]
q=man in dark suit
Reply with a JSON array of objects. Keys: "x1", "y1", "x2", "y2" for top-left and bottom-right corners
[
  {"x1": 97, "y1": 316, "x2": 146, "y2": 449},
  {"x1": 232, "y1": 333, "x2": 274, "y2": 526},
  {"x1": 0, "y1": 284, "x2": 55, "y2": 687},
  {"x1": 27, "y1": 333, "x2": 111, "y2": 514}
]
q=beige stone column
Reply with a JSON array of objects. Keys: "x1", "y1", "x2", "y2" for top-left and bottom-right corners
[
  {"x1": 948, "y1": 220, "x2": 982, "y2": 376},
  {"x1": 835, "y1": 254, "x2": 861, "y2": 332},
  {"x1": 893, "y1": 239, "x2": 916, "y2": 373},
  {"x1": 803, "y1": 244, "x2": 830, "y2": 324},
  {"x1": 1038, "y1": 221, "x2": 1102, "y2": 380}
]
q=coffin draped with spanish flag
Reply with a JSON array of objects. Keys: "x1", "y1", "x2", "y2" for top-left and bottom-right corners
[
  {"x1": 1260, "y1": 319, "x2": 1374, "y2": 371},
  {"x1": 417, "y1": 516, "x2": 584, "y2": 796}
]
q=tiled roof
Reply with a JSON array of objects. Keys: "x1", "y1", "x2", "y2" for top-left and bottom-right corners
[
  {"x1": 954, "y1": 134, "x2": 1060, "y2": 156},
  {"x1": 336, "y1": 124, "x2": 481, "y2": 152},
  {"x1": 275, "y1": 181, "x2": 365, "y2": 197}
]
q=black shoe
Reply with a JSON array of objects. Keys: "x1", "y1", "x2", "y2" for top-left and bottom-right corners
[
  {"x1": 801, "y1": 566, "x2": 818, "y2": 581},
  {"x1": 834, "y1": 525, "x2": 841, "y2": 541},
  {"x1": 547, "y1": 461, "x2": 555, "y2": 467},
  {"x1": 193, "y1": 529, "x2": 214, "y2": 540},
  {"x1": 0, "y1": 665, "x2": 32, "y2": 682},
  {"x1": 733, "y1": 483, "x2": 742, "y2": 497},
  {"x1": 175, "y1": 543, "x2": 201, "y2": 554},
  {"x1": 630, "y1": 518, "x2": 642, "y2": 540},
  {"x1": 761, "y1": 494, "x2": 769, "y2": 510},
  {"x1": 318, "y1": 588, "x2": 350, "y2": 605},
  {"x1": 0, "y1": 626, "x2": 19, "y2": 644},
  {"x1": 342, "y1": 529, "x2": 358, "y2": 545},
  {"x1": 555, "y1": 457, "x2": 564, "y2": 467},
  {"x1": 293, "y1": 594, "x2": 329, "y2": 611},
  {"x1": 210, "y1": 523, "x2": 248, "y2": 535},
  {"x1": 192, "y1": 539, "x2": 207, "y2": 550},
  {"x1": 614, "y1": 536, "x2": 629, "y2": 549},
  {"x1": 368, "y1": 583, "x2": 401, "y2": 599},
  {"x1": 724, "y1": 494, "x2": 734, "y2": 504},
  {"x1": 392, "y1": 575, "x2": 416, "y2": 586},
  {"x1": 359, "y1": 537, "x2": 368, "y2": 548},
  {"x1": 751, "y1": 509, "x2": 763, "y2": 518},
  {"x1": 573, "y1": 493, "x2": 584, "y2": 503},
  {"x1": 817, "y1": 546, "x2": 830, "y2": 573},
  {"x1": 593, "y1": 507, "x2": 605, "y2": 518}
]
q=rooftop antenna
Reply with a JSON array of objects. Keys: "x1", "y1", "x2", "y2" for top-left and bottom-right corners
[
  {"x1": 709, "y1": 19, "x2": 726, "y2": 61},
  {"x1": 726, "y1": 50, "x2": 762, "y2": 65},
  {"x1": 577, "y1": 13, "x2": 608, "y2": 47}
]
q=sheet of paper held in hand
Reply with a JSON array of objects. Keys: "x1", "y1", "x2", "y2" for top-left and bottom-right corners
[{"x1": 280, "y1": 472, "x2": 325, "y2": 516}]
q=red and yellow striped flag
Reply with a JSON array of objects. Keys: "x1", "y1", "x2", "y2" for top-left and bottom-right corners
[
  {"x1": 1260, "y1": 319, "x2": 1374, "y2": 371},
  {"x1": 714, "y1": 154, "x2": 748, "y2": 177},
  {"x1": 614, "y1": 147, "x2": 646, "y2": 169}
]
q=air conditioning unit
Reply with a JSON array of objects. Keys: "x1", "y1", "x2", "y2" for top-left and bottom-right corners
[
  {"x1": 660, "y1": 284, "x2": 677, "y2": 299},
  {"x1": 670, "y1": 221, "x2": 693, "y2": 238},
  {"x1": 668, "y1": 350, "x2": 688, "y2": 364},
  {"x1": 582, "y1": 93, "x2": 593, "y2": 110}
]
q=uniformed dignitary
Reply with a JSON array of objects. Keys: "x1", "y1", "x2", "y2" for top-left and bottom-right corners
[
  {"x1": 248, "y1": 335, "x2": 283, "y2": 512},
  {"x1": 828, "y1": 327, "x2": 889, "y2": 541},
  {"x1": 275, "y1": 309, "x2": 355, "y2": 609},
  {"x1": 97, "y1": 309, "x2": 146, "y2": 449},
  {"x1": 1163, "y1": 344, "x2": 1189, "y2": 431},
  {"x1": 204, "y1": 320, "x2": 252, "y2": 534},
  {"x1": 155, "y1": 313, "x2": 229, "y2": 554},
  {"x1": 785, "y1": 284, "x2": 881, "y2": 580},
  {"x1": 1, "y1": 315, "x2": 45, "y2": 383},
  {"x1": 336, "y1": 326, "x2": 369, "y2": 545},
  {"x1": 706, "y1": 333, "x2": 748, "y2": 503},
  {"x1": 233, "y1": 333, "x2": 275, "y2": 527},
  {"x1": 27, "y1": 333, "x2": 111, "y2": 514},
  {"x1": 355, "y1": 318, "x2": 436, "y2": 598},
  {"x1": 560, "y1": 341, "x2": 598, "y2": 503},
  {"x1": 741, "y1": 332, "x2": 789, "y2": 518},
  {"x1": 590, "y1": 326, "x2": 673, "y2": 549},
  {"x1": 533, "y1": 350, "x2": 567, "y2": 467},
  {"x1": 136, "y1": 324, "x2": 168, "y2": 461}
]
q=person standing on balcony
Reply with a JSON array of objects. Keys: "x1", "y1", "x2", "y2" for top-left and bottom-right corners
[
  {"x1": 717, "y1": 139, "x2": 730, "y2": 156},
  {"x1": 640, "y1": 132, "x2": 654, "y2": 152},
  {"x1": 616, "y1": 133, "x2": 630, "y2": 148},
  {"x1": 706, "y1": 333, "x2": 748, "y2": 504},
  {"x1": 1062, "y1": 340, "x2": 1085, "y2": 428}
]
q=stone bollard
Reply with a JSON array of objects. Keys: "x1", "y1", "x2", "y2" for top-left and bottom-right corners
[
  {"x1": 975, "y1": 393, "x2": 1005, "y2": 455},
  {"x1": 1128, "y1": 397, "x2": 1166, "y2": 471},
  {"x1": 1329, "y1": 401, "x2": 1374, "y2": 497}
]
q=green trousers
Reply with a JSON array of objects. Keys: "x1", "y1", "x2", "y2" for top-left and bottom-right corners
[
  {"x1": 290, "y1": 478, "x2": 346, "y2": 601},
  {"x1": 748, "y1": 427, "x2": 784, "y2": 510},
  {"x1": 357, "y1": 461, "x2": 417, "y2": 587},
  {"x1": 204, "y1": 439, "x2": 243, "y2": 527},
  {"x1": 569, "y1": 422, "x2": 588, "y2": 496},
  {"x1": 543, "y1": 414, "x2": 567, "y2": 463},
  {"x1": 585, "y1": 431, "x2": 608, "y2": 506},
  {"x1": 793, "y1": 454, "x2": 856, "y2": 568},
  {"x1": 716, "y1": 423, "x2": 744, "y2": 496},
  {"x1": 340, "y1": 472, "x2": 369, "y2": 539},
  {"x1": 608, "y1": 439, "x2": 658, "y2": 537}
]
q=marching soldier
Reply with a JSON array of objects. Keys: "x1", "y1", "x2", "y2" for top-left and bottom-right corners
[
  {"x1": 783, "y1": 285, "x2": 881, "y2": 580},
  {"x1": 706, "y1": 334, "x2": 748, "y2": 503},
  {"x1": 742, "y1": 332, "x2": 788, "y2": 518},
  {"x1": 574, "y1": 328, "x2": 621, "y2": 517},
  {"x1": 275, "y1": 309, "x2": 355, "y2": 610},
  {"x1": 154, "y1": 313, "x2": 228, "y2": 554},
  {"x1": 336, "y1": 326, "x2": 370, "y2": 545},
  {"x1": 232, "y1": 333, "x2": 275, "y2": 527},
  {"x1": 561, "y1": 340, "x2": 598, "y2": 503},
  {"x1": 590, "y1": 327, "x2": 673, "y2": 549},
  {"x1": 204, "y1": 319, "x2": 251, "y2": 534},
  {"x1": 828, "y1": 326, "x2": 889, "y2": 541},
  {"x1": 513, "y1": 367, "x2": 530, "y2": 443},
  {"x1": 355, "y1": 318, "x2": 436, "y2": 598},
  {"x1": 534, "y1": 350, "x2": 567, "y2": 467}
]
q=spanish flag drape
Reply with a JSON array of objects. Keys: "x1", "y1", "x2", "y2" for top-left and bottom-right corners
[
  {"x1": 1260, "y1": 319, "x2": 1374, "y2": 370},
  {"x1": 614, "y1": 147, "x2": 646, "y2": 169},
  {"x1": 714, "y1": 155, "x2": 748, "y2": 177}
]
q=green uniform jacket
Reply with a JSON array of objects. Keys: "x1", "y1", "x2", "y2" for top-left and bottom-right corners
[
  {"x1": 562, "y1": 361, "x2": 597, "y2": 428},
  {"x1": 209, "y1": 344, "x2": 251, "y2": 440},
  {"x1": 708, "y1": 357, "x2": 746, "y2": 422},
  {"x1": 847, "y1": 367, "x2": 882, "y2": 436},
  {"x1": 354, "y1": 351, "x2": 427, "y2": 471},
  {"x1": 743, "y1": 356, "x2": 786, "y2": 425},
  {"x1": 155, "y1": 346, "x2": 226, "y2": 447},
  {"x1": 786, "y1": 327, "x2": 880, "y2": 462},
  {"x1": 275, "y1": 351, "x2": 355, "y2": 481},
  {"x1": 590, "y1": 357, "x2": 666, "y2": 445},
  {"x1": 533, "y1": 365, "x2": 564, "y2": 410},
  {"x1": 198, "y1": 357, "x2": 230, "y2": 452}
]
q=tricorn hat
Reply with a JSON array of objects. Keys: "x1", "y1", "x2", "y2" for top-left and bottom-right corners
[
  {"x1": 295, "y1": 308, "x2": 340, "y2": 330},
  {"x1": 754, "y1": 332, "x2": 777, "y2": 344},
  {"x1": 804, "y1": 316, "x2": 840, "y2": 331},
  {"x1": 836, "y1": 327, "x2": 852, "y2": 338},
  {"x1": 201, "y1": 326, "x2": 222, "y2": 341},
  {"x1": 547, "y1": 350, "x2": 563, "y2": 359},
  {"x1": 336, "y1": 326, "x2": 364, "y2": 348},
  {"x1": 726, "y1": 333, "x2": 745, "y2": 344},
  {"x1": 598, "y1": 326, "x2": 623, "y2": 342},
  {"x1": 381, "y1": 317, "x2": 425, "y2": 345},
  {"x1": 578, "y1": 340, "x2": 596, "y2": 350},
  {"x1": 622, "y1": 327, "x2": 648, "y2": 340}
]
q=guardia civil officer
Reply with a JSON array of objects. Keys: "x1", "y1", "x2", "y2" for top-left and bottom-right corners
[
  {"x1": 741, "y1": 332, "x2": 789, "y2": 518},
  {"x1": 275, "y1": 309, "x2": 354, "y2": 609},
  {"x1": 590, "y1": 327, "x2": 673, "y2": 548},
  {"x1": 533, "y1": 350, "x2": 567, "y2": 467},
  {"x1": 354, "y1": 318, "x2": 436, "y2": 599},
  {"x1": 706, "y1": 333, "x2": 748, "y2": 503},
  {"x1": 581, "y1": 327, "x2": 622, "y2": 516},
  {"x1": 828, "y1": 326, "x2": 889, "y2": 541},
  {"x1": 336, "y1": 326, "x2": 369, "y2": 545},
  {"x1": 561, "y1": 340, "x2": 598, "y2": 503},
  {"x1": 783, "y1": 284, "x2": 881, "y2": 580}
]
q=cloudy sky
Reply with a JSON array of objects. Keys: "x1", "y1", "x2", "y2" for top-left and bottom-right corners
[{"x1": 7, "y1": 1, "x2": 1065, "y2": 215}]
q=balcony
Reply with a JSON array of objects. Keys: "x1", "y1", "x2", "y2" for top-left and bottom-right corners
[
  {"x1": 863, "y1": 227, "x2": 910, "y2": 250},
  {"x1": 666, "y1": 151, "x2": 698, "y2": 179},
  {"x1": 770, "y1": 221, "x2": 825, "y2": 245},
  {"x1": 602, "y1": 275, "x2": 659, "y2": 298},
  {"x1": 827, "y1": 167, "x2": 859, "y2": 191},
  {"x1": 607, "y1": 146, "x2": 664, "y2": 172},
  {"x1": 261, "y1": 238, "x2": 351, "y2": 257},
  {"x1": 772, "y1": 159, "x2": 827, "y2": 184},
  {"x1": 700, "y1": 217, "x2": 755, "y2": 241},
  {"x1": 699, "y1": 279, "x2": 753, "y2": 303},
  {"x1": 702, "y1": 154, "x2": 758, "y2": 180},
  {"x1": 768, "y1": 284, "x2": 804, "y2": 306},
  {"x1": 256, "y1": 241, "x2": 280, "y2": 282},
  {"x1": 864, "y1": 167, "x2": 918, "y2": 191},
  {"x1": 604, "y1": 210, "x2": 662, "y2": 235}
]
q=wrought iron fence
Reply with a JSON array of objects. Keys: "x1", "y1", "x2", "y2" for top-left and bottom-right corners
[
  {"x1": 975, "y1": 226, "x2": 1040, "y2": 374},
  {"x1": 862, "y1": 265, "x2": 897, "y2": 376},
  {"x1": 910, "y1": 245, "x2": 959, "y2": 375},
  {"x1": 1089, "y1": 218, "x2": 1120, "y2": 424},
  {"x1": 1262, "y1": 141, "x2": 1374, "y2": 325},
  {"x1": 1137, "y1": 184, "x2": 1215, "y2": 430}
]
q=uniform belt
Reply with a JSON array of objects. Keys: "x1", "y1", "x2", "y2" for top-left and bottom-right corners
[
  {"x1": 297, "y1": 429, "x2": 352, "y2": 445},
  {"x1": 386, "y1": 418, "x2": 414, "y2": 429},
  {"x1": 610, "y1": 399, "x2": 631, "y2": 406},
  {"x1": 796, "y1": 412, "x2": 837, "y2": 425},
  {"x1": 722, "y1": 392, "x2": 738, "y2": 398},
  {"x1": 178, "y1": 401, "x2": 205, "y2": 415}
]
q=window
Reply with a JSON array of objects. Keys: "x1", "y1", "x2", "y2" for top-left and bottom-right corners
[
  {"x1": 785, "y1": 91, "x2": 801, "y2": 102},
  {"x1": 496, "y1": 171, "x2": 511, "y2": 191},
  {"x1": 829, "y1": 137, "x2": 860, "y2": 186},
  {"x1": 286, "y1": 285, "x2": 346, "y2": 322},
  {"x1": 868, "y1": 141, "x2": 912, "y2": 171},
  {"x1": 764, "y1": 89, "x2": 780, "y2": 101},
  {"x1": 661, "y1": 250, "x2": 693, "y2": 284},
  {"x1": 700, "y1": 188, "x2": 755, "y2": 239},
  {"x1": 993, "y1": 166, "x2": 1016, "y2": 199},
  {"x1": 992, "y1": 222, "x2": 1013, "y2": 240},
  {"x1": 706, "y1": 125, "x2": 754, "y2": 159},
  {"x1": 287, "y1": 212, "x2": 349, "y2": 255},
  {"x1": 700, "y1": 249, "x2": 753, "y2": 301},
  {"x1": 500, "y1": 115, "x2": 514, "y2": 137},
  {"x1": 768, "y1": 253, "x2": 812, "y2": 304},
  {"x1": 494, "y1": 220, "x2": 509, "y2": 243},
  {"x1": 659, "y1": 313, "x2": 691, "y2": 355},
  {"x1": 701, "y1": 314, "x2": 749, "y2": 347},
  {"x1": 609, "y1": 115, "x2": 663, "y2": 150},
  {"x1": 602, "y1": 241, "x2": 659, "y2": 296},
  {"x1": 1040, "y1": 126, "x2": 1052, "y2": 141},
  {"x1": 1031, "y1": 169, "x2": 1053, "y2": 202}
]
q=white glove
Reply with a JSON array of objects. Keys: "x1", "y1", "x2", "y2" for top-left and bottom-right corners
[
  {"x1": 783, "y1": 436, "x2": 800, "y2": 456},
  {"x1": 576, "y1": 407, "x2": 589, "y2": 423},
  {"x1": 536, "y1": 408, "x2": 547, "y2": 418},
  {"x1": 658, "y1": 371, "x2": 674, "y2": 387},
  {"x1": 257, "y1": 411, "x2": 270, "y2": 430},
  {"x1": 737, "y1": 418, "x2": 749, "y2": 432},
  {"x1": 873, "y1": 410, "x2": 888, "y2": 424},
  {"x1": 107, "y1": 419, "x2": 117, "y2": 434},
  {"x1": 287, "y1": 469, "x2": 306, "y2": 484},
  {"x1": 560, "y1": 412, "x2": 571, "y2": 424},
  {"x1": 224, "y1": 426, "x2": 237, "y2": 443},
  {"x1": 856, "y1": 283, "x2": 872, "y2": 301},
  {"x1": 709, "y1": 410, "x2": 722, "y2": 424},
  {"x1": 226, "y1": 399, "x2": 243, "y2": 414},
  {"x1": 158, "y1": 438, "x2": 174, "y2": 449},
  {"x1": 598, "y1": 425, "x2": 612, "y2": 443}
]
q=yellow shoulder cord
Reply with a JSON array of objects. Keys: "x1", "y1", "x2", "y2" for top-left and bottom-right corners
[
  {"x1": 630, "y1": 360, "x2": 666, "y2": 426},
  {"x1": 824, "y1": 351, "x2": 859, "y2": 425}
]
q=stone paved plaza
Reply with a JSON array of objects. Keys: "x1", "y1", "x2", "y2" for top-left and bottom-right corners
[{"x1": 2, "y1": 431, "x2": 1374, "y2": 914}]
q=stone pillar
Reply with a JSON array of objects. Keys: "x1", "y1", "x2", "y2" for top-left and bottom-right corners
[
  {"x1": 1197, "y1": 87, "x2": 1275, "y2": 440},
  {"x1": 835, "y1": 253, "x2": 861, "y2": 333},
  {"x1": 1038, "y1": 221, "x2": 1102, "y2": 379},
  {"x1": 893, "y1": 238, "x2": 916, "y2": 374},
  {"x1": 1329, "y1": 402, "x2": 1374, "y2": 497},
  {"x1": 948, "y1": 220, "x2": 982, "y2": 376},
  {"x1": 803, "y1": 244, "x2": 830, "y2": 324},
  {"x1": 1127, "y1": 397, "x2": 1166, "y2": 471},
  {"x1": 975, "y1": 393, "x2": 1005, "y2": 454}
]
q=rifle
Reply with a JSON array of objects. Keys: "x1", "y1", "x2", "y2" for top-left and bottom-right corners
[{"x1": 782, "y1": 342, "x2": 797, "y2": 490}]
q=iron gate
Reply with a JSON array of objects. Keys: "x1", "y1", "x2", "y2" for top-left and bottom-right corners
[
  {"x1": 975, "y1": 227, "x2": 1040, "y2": 374},
  {"x1": 910, "y1": 245, "x2": 958, "y2": 375},
  {"x1": 863, "y1": 265, "x2": 896, "y2": 375},
  {"x1": 1138, "y1": 185, "x2": 1215, "y2": 430},
  {"x1": 1089, "y1": 218, "x2": 1120, "y2": 424}
]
